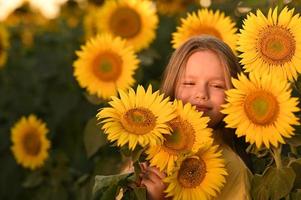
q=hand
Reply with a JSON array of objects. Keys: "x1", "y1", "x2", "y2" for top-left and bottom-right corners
[{"x1": 139, "y1": 163, "x2": 167, "y2": 200}]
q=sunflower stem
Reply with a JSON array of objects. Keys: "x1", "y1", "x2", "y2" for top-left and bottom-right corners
[
  {"x1": 133, "y1": 160, "x2": 141, "y2": 176},
  {"x1": 290, "y1": 145, "x2": 298, "y2": 155},
  {"x1": 271, "y1": 145, "x2": 283, "y2": 169}
]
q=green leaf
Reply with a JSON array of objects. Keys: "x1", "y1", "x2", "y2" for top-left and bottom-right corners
[
  {"x1": 285, "y1": 133, "x2": 301, "y2": 147},
  {"x1": 22, "y1": 170, "x2": 44, "y2": 188},
  {"x1": 138, "y1": 48, "x2": 160, "y2": 66},
  {"x1": 113, "y1": 185, "x2": 146, "y2": 200},
  {"x1": 93, "y1": 146, "x2": 124, "y2": 175},
  {"x1": 251, "y1": 167, "x2": 296, "y2": 200},
  {"x1": 122, "y1": 189, "x2": 136, "y2": 200},
  {"x1": 75, "y1": 174, "x2": 90, "y2": 186},
  {"x1": 251, "y1": 174, "x2": 270, "y2": 200},
  {"x1": 131, "y1": 146, "x2": 145, "y2": 163},
  {"x1": 73, "y1": 175, "x2": 94, "y2": 200},
  {"x1": 133, "y1": 186, "x2": 147, "y2": 200},
  {"x1": 83, "y1": 117, "x2": 107, "y2": 158},
  {"x1": 237, "y1": 0, "x2": 268, "y2": 7},
  {"x1": 246, "y1": 144, "x2": 269, "y2": 158},
  {"x1": 84, "y1": 92, "x2": 105, "y2": 105},
  {"x1": 294, "y1": 76, "x2": 301, "y2": 95},
  {"x1": 92, "y1": 173, "x2": 131, "y2": 200},
  {"x1": 100, "y1": 183, "x2": 119, "y2": 200},
  {"x1": 120, "y1": 146, "x2": 131, "y2": 157},
  {"x1": 291, "y1": 189, "x2": 301, "y2": 200},
  {"x1": 268, "y1": 167, "x2": 295, "y2": 200},
  {"x1": 288, "y1": 158, "x2": 301, "y2": 189},
  {"x1": 50, "y1": 186, "x2": 69, "y2": 200}
]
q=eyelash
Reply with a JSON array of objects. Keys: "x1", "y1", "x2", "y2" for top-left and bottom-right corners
[
  {"x1": 183, "y1": 82, "x2": 195, "y2": 85},
  {"x1": 183, "y1": 82, "x2": 224, "y2": 88},
  {"x1": 211, "y1": 84, "x2": 224, "y2": 89}
]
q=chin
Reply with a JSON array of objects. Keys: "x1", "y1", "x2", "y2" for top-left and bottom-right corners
[{"x1": 207, "y1": 115, "x2": 224, "y2": 129}]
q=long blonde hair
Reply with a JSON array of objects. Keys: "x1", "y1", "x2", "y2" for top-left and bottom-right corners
[
  {"x1": 160, "y1": 36, "x2": 252, "y2": 168},
  {"x1": 161, "y1": 35, "x2": 241, "y2": 99}
]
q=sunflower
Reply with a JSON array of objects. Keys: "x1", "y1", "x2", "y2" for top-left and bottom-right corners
[
  {"x1": 11, "y1": 115, "x2": 51, "y2": 170},
  {"x1": 97, "y1": 85, "x2": 177, "y2": 150},
  {"x1": 146, "y1": 100, "x2": 213, "y2": 175},
  {"x1": 96, "y1": 0, "x2": 158, "y2": 52},
  {"x1": 164, "y1": 144, "x2": 227, "y2": 200},
  {"x1": 238, "y1": 7, "x2": 301, "y2": 81},
  {"x1": 172, "y1": 8, "x2": 237, "y2": 50},
  {"x1": 156, "y1": 0, "x2": 196, "y2": 16},
  {"x1": 0, "y1": 25, "x2": 9, "y2": 68},
  {"x1": 83, "y1": 6, "x2": 99, "y2": 39},
  {"x1": 221, "y1": 72, "x2": 300, "y2": 148},
  {"x1": 73, "y1": 34, "x2": 139, "y2": 100}
]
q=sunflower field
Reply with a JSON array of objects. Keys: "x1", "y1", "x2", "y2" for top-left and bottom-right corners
[{"x1": 1, "y1": 0, "x2": 301, "y2": 200}]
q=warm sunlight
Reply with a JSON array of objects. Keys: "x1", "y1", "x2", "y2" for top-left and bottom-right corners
[
  {"x1": 0, "y1": 0, "x2": 24, "y2": 21},
  {"x1": 29, "y1": 0, "x2": 68, "y2": 19},
  {"x1": 0, "y1": 0, "x2": 67, "y2": 20}
]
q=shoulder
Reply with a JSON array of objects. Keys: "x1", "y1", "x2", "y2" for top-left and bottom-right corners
[{"x1": 216, "y1": 145, "x2": 253, "y2": 200}]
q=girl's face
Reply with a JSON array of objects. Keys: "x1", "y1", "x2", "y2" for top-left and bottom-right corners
[{"x1": 175, "y1": 50, "x2": 230, "y2": 128}]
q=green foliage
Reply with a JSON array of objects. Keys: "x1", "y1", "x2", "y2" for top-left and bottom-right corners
[
  {"x1": 251, "y1": 167, "x2": 296, "y2": 200},
  {"x1": 92, "y1": 173, "x2": 147, "y2": 200},
  {"x1": 83, "y1": 117, "x2": 108, "y2": 158},
  {"x1": 289, "y1": 158, "x2": 301, "y2": 189},
  {"x1": 291, "y1": 189, "x2": 301, "y2": 200},
  {"x1": 93, "y1": 173, "x2": 129, "y2": 200}
]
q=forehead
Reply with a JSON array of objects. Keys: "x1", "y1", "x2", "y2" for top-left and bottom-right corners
[{"x1": 183, "y1": 50, "x2": 226, "y2": 79}]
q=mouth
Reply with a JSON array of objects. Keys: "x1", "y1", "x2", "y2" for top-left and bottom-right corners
[{"x1": 195, "y1": 105, "x2": 211, "y2": 113}]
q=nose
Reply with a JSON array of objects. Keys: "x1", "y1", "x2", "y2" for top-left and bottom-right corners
[{"x1": 193, "y1": 87, "x2": 209, "y2": 101}]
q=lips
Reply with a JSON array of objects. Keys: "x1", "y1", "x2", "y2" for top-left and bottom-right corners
[{"x1": 195, "y1": 105, "x2": 211, "y2": 112}]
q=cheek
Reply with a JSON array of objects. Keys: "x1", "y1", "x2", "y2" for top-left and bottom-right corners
[
  {"x1": 212, "y1": 91, "x2": 226, "y2": 108},
  {"x1": 175, "y1": 87, "x2": 190, "y2": 102}
]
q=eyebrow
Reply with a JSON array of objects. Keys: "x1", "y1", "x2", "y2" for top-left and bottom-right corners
[{"x1": 184, "y1": 75, "x2": 226, "y2": 81}]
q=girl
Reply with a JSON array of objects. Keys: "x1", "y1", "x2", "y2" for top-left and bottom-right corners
[{"x1": 140, "y1": 36, "x2": 252, "y2": 200}]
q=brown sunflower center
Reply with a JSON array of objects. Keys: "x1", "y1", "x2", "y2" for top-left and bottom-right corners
[
  {"x1": 163, "y1": 117, "x2": 195, "y2": 155},
  {"x1": 244, "y1": 90, "x2": 279, "y2": 125},
  {"x1": 23, "y1": 131, "x2": 41, "y2": 156},
  {"x1": 109, "y1": 6, "x2": 141, "y2": 39},
  {"x1": 258, "y1": 25, "x2": 295, "y2": 65},
  {"x1": 121, "y1": 107, "x2": 156, "y2": 135},
  {"x1": 190, "y1": 26, "x2": 222, "y2": 40},
  {"x1": 178, "y1": 157, "x2": 206, "y2": 188},
  {"x1": 93, "y1": 51, "x2": 122, "y2": 81}
]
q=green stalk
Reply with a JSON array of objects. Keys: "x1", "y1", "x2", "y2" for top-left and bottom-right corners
[
  {"x1": 290, "y1": 145, "x2": 298, "y2": 155},
  {"x1": 271, "y1": 145, "x2": 283, "y2": 169},
  {"x1": 133, "y1": 160, "x2": 141, "y2": 176}
]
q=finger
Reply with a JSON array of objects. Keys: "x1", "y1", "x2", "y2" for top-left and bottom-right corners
[
  {"x1": 146, "y1": 166, "x2": 166, "y2": 179},
  {"x1": 136, "y1": 171, "x2": 143, "y2": 187},
  {"x1": 143, "y1": 170, "x2": 164, "y2": 186},
  {"x1": 139, "y1": 162, "x2": 148, "y2": 171},
  {"x1": 141, "y1": 178, "x2": 156, "y2": 189},
  {"x1": 141, "y1": 176, "x2": 166, "y2": 200}
]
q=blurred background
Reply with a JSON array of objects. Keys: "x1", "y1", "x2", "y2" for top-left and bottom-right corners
[{"x1": 0, "y1": 0, "x2": 301, "y2": 199}]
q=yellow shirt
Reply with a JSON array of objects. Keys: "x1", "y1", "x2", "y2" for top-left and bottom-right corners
[{"x1": 214, "y1": 131, "x2": 253, "y2": 200}]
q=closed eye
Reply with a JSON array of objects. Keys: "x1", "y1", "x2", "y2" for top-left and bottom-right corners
[
  {"x1": 211, "y1": 84, "x2": 225, "y2": 89},
  {"x1": 183, "y1": 82, "x2": 195, "y2": 85}
]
